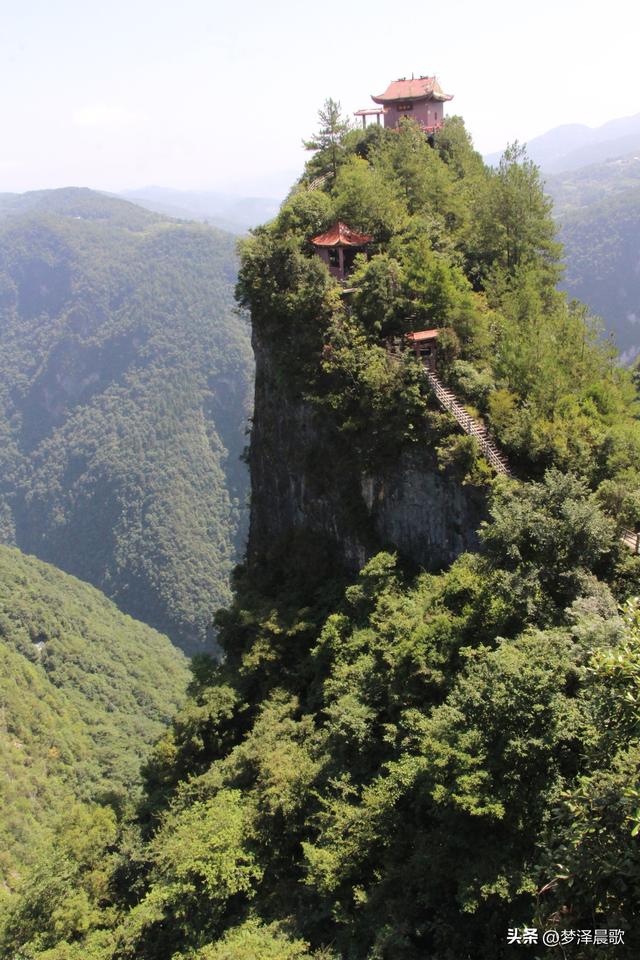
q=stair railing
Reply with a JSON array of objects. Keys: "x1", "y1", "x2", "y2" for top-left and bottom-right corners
[{"x1": 421, "y1": 368, "x2": 511, "y2": 477}]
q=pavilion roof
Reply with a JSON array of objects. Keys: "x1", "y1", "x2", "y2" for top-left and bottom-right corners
[
  {"x1": 406, "y1": 329, "x2": 439, "y2": 342},
  {"x1": 311, "y1": 221, "x2": 373, "y2": 247},
  {"x1": 372, "y1": 76, "x2": 453, "y2": 105}
]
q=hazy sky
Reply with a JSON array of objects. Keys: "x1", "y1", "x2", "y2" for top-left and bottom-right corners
[{"x1": 1, "y1": 0, "x2": 639, "y2": 197}]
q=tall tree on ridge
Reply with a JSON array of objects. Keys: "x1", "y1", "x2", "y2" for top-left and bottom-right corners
[{"x1": 304, "y1": 97, "x2": 351, "y2": 182}]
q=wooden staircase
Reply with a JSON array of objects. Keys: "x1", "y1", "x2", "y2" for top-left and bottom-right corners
[
  {"x1": 403, "y1": 357, "x2": 640, "y2": 554},
  {"x1": 421, "y1": 368, "x2": 512, "y2": 477},
  {"x1": 307, "y1": 174, "x2": 329, "y2": 191},
  {"x1": 415, "y1": 363, "x2": 640, "y2": 556},
  {"x1": 423, "y1": 367, "x2": 640, "y2": 553}
]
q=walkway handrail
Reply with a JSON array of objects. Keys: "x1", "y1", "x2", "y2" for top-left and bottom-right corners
[
  {"x1": 408, "y1": 361, "x2": 640, "y2": 553},
  {"x1": 426, "y1": 369, "x2": 640, "y2": 551},
  {"x1": 422, "y1": 368, "x2": 511, "y2": 477},
  {"x1": 307, "y1": 174, "x2": 329, "y2": 191}
]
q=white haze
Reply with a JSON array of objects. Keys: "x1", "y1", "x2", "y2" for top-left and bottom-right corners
[{"x1": 1, "y1": 0, "x2": 639, "y2": 197}]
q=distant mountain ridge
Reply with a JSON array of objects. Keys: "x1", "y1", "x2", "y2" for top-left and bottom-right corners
[
  {"x1": 118, "y1": 185, "x2": 281, "y2": 233},
  {"x1": 484, "y1": 111, "x2": 640, "y2": 364},
  {"x1": 485, "y1": 112, "x2": 640, "y2": 173},
  {"x1": 0, "y1": 184, "x2": 282, "y2": 235},
  {"x1": 0, "y1": 186, "x2": 161, "y2": 227}
]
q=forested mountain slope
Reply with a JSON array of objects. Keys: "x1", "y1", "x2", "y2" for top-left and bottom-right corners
[
  {"x1": 0, "y1": 188, "x2": 253, "y2": 652},
  {"x1": 559, "y1": 188, "x2": 640, "y2": 363},
  {"x1": 6, "y1": 118, "x2": 640, "y2": 960},
  {"x1": 545, "y1": 159, "x2": 640, "y2": 362},
  {"x1": 546, "y1": 154, "x2": 640, "y2": 214},
  {"x1": 0, "y1": 544, "x2": 189, "y2": 889}
]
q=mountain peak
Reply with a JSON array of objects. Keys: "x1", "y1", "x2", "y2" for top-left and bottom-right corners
[{"x1": 485, "y1": 111, "x2": 640, "y2": 173}]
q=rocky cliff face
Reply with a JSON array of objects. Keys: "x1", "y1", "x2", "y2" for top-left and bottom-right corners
[{"x1": 248, "y1": 324, "x2": 486, "y2": 574}]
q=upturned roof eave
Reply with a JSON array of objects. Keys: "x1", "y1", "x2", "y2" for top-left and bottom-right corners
[
  {"x1": 311, "y1": 221, "x2": 373, "y2": 247},
  {"x1": 371, "y1": 92, "x2": 453, "y2": 104}
]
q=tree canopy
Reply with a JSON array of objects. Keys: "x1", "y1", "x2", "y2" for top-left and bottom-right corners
[
  {"x1": 0, "y1": 545, "x2": 188, "y2": 890},
  {"x1": 0, "y1": 188, "x2": 253, "y2": 652},
  {"x1": 5, "y1": 115, "x2": 640, "y2": 960}
]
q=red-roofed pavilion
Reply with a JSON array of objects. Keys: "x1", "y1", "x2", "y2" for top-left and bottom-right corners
[
  {"x1": 406, "y1": 329, "x2": 439, "y2": 370},
  {"x1": 355, "y1": 74, "x2": 453, "y2": 132},
  {"x1": 311, "y1": 221, "x2": 373, "y2": 281},
  {"x1": 385, "y1": 328, "x2": 440, "y2": 370}
]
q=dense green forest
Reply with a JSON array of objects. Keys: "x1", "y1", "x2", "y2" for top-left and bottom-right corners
[
  {"x1": 0, "y1": 188, "x2": 252, "y2": 653},
  {"x1": 0, "y1": 544, "x2": 189, "y2": 890},
  {"x1": 545, "y1": 160, "x2": 640, "y2": 363},
  {"x1": 546, "y1": 154, "x2": 640, "y2": 214},
  {"x1": 4, "y1": 116, "x2": 640, "y2": 960}
]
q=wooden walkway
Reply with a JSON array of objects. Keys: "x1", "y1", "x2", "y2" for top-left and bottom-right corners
[
  {"x1": 422, "y1": 367, "x2": 640, "y2": 555},
  {"x1": 397, "y1": 356, "x2": 640, "y2": 556},
  {"x1": 307, "y1": 174, "x2": 329, "y2": 191},
  {"x1": 397, "y1": 358, "x2": 640, "y2": 559},
  {"x1": 421, "y1": 368, "x2": 511, "y2": 477}
]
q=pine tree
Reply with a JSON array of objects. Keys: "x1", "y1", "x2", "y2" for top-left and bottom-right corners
[{"x1": 303, "y1": 97, "x2": 351, "y2": 182}]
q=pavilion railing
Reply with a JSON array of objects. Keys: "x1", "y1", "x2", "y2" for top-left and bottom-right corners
[{"x1": 621, "y1": 529, "x2": 640, "y2": 555}]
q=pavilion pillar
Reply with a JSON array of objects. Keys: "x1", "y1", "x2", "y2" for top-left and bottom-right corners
[{"x1": 338, "y1": 247, "x2": 345, "y2": 280}]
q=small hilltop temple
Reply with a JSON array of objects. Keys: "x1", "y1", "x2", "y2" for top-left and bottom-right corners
[{"x1": 355, "y1": 74, "x2": 453, "y2": 133}]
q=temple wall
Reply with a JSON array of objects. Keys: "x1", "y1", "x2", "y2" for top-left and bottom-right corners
[{"x1": 384, "y1": 100, "x2": 443, "y2": 129}]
